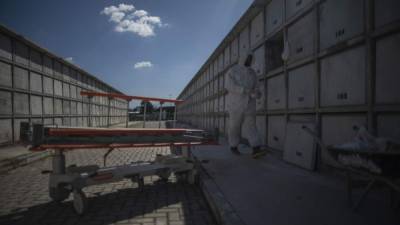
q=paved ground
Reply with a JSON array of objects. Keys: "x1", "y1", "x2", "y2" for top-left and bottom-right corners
[
  {"x1": 0, "y1": 147, "x2": 216, "y2": 225},
  {"x1": 193, "y1": 139, "x2": 400, "y2": 225}
]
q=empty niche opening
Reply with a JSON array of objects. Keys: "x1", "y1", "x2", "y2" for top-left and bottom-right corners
[{"x1": 265, "y1": 31, "x2": 284, "y2": 73}]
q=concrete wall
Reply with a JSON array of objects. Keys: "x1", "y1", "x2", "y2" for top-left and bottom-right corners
[
  {"x1": 176, "y1": 0, "x2": 400, "y2": 168},
  {"x1": 0, "y1": 26, "x2": 128, "y2": 145}
]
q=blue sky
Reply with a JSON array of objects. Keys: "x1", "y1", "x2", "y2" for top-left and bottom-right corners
[{"x1": 0, "y1": 0, "x2": 252, "y2": 104}]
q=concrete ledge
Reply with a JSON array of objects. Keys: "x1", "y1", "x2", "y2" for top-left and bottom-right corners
[
  {"x1": 196, "y1": 156, "x2": 246, "y2": 225},
  {"x1": 0, "y1": 149, "x2": 49, "y2": 174}
]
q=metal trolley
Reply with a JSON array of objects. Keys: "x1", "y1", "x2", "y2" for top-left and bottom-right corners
[
  {"x1": 19, "y1": 92, "x2": 218, "y2": 214},
  {"x1": 20, "y1": 123, "x2": 218, "y2": 215}
]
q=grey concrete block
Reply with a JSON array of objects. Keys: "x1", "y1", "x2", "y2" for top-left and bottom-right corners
[
  {"x1": 287, "y1": 11, "x2": 316, "y2": 63},
  {"x1": 83, "y1": 117, "x2": 88, "y2": 126},
  {"x1": 54, "y1": 61, "x2": 62, "y2": 78},
  {"x1": 83, "y1": 103, "x2": 88, "y2": 115},
  {"x1": 0, "y1": 90, "x2": 12, "y2": 114},
  {"x1": 54, "y1": 80, "x2": 62, "y2": 96},
  {"x1": 375, "y1": 0, "x2": 400, "y2": 28},
  {"x1": 54, "y1": 117, "x2": 62, "y2": 125},
  {"x1": 13, "y1": 118, "x2": 28, "y2": 141},
  {"x1": 43, "y1": 76, "x2": 53, "y2": 94},
  {"x1": 284, "y1": 120, "x2": 316, "y2": 170},
  {"x1": 44, "y1": 118, "x2": 53, "y2": 125},
  {"x1": 266, "y1": 0, "x2": 284, "y2": 35},
  {"x1": 62, "y1": 65, "x2": 70, "y2": 81},
  {"x1": 376, "y1": 33, "x2": 400, "y2": 104},
  {"x1": 54, "y1": 98, "x2": 62, "y2": 114},
  {"x1": 63, "y1": 117, "x2": 71, "y2": 126},
  {"x1": 252, "y1": 45, "x2": 265, "y2": 77},
  {"x1": 77, "y1": 102, "x2": 82, "y2": 115},
  {"x1": 31, "y1": 118, "x2": 42, "y2": 123},
  {"x1": 0, "y1": 119, "x2": 12, "y2": 144},
  {"x1": 70, "y1": 85, "x2": 77, "y2": 99},
  {"x1": 63, "y1": 100, "x2": 70, "y2": 114},
  {"x1": 70, "y1": 101, "x2": 77, "y2": 114},
  {"x1": 76, "y1": 72, "x2": 82, "y2": 85},
  {"x1": 319, "y1": 0, "x2": 364, "y2": 50},
  {"x1": 70, "y1": 69, "x2": 77, "y2": 82},
  {"x1": 14, "y1": 41, "x2": 29, "y2": 66},
  {"x1": 267, "y1": 74, "x2": 286, "y2": 110},
  {"x1": 267, "y1": 115, "x2": 286, "y2": 150},
  {"x1": 288, "y1": 63, "x2": 316, "y2": 109},
  {"x1": 377, "y1": 114, "x2": 400, "y2": 141},
  {"x1": 13, "y1": 67, "x2": 29, "y2": 90},
  {"x1": 43, "y1": 55, "x2": 53, "y2": 75},
  {"x1": 321, "y1": 46, "x2": 366, "y2": 106},
  {"x1": 13, "y1": 93, "x2": 29, "y2": 115},
  {"x1": 30, "y1": 72, "x2": 42, "y2": 93},
  {"x1": 43, "y1": 97, "x2": 53, "y2": 115},
  {"x1": 250, "y1": 11, "x2": 264, "y2": 47},
  {"x1": 76, "y1": 87, "x2": 82, "y2": 100},
  {"x1": 218, "y1": 53, "x2": 224, "y2": 73},
  {"x1": 77, "y1": 117, "x2": 83, "y2": 127},
  {"x1": 0, "y1": 61, "x2": 12, "y2": 87},
  {"x1": 224, "y1": 46, "x2": 230, "y2": 69},
  {"x1": 71, "y1": 117, "x2": 77, "y2": 126},
  {"x1": 0, "y1": 33, "x2": 12, "y2": 60},
  {"x1": 62, "y1": 82, "x2": 70, "y2": 97},
  {"x1": 30, "y1": 49, "x2": 42, "y2": 71},
  {"x1": 286, "y1": 0, "x2": 313, "y2": 20},
  {"x1": 30, "y1": 95, "x2": 42, "y2": 115}
]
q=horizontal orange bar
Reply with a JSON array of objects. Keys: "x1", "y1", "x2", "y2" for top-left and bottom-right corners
[
  {"x1": 80, "y1": 91, "x2": 184, "y2": 104},
  {"x1": 47, "y1": 128, "x2": 191, "y2": 136},
  {"x1": 30, "y1": 141, "x2": 218, "y2": 151}
]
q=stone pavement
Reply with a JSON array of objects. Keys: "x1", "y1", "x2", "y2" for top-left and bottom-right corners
[
  {"x1": 0, "y1": 147, "x2": 216, "y2": 225},
  {"x1": 0, "y1": 145, "x2": 50, "y2": 174},
  {"x1": 192, "y1": 139, "x2": 400, "y2": 225}
]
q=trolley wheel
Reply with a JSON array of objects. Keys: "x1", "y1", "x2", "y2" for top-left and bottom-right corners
[
  {"x1": 130, "y1": 176, "x2": 145, "y2": 190},
  {"x1": 132, "y1": 177, "x2": 145, "y2": 191},
  {"x1": 49, "y1": 186, "x2": 70, "y2": 202},
  {"x1": 157, "y1": 169, "x2": 171, "y2": 182},
  {"x1": 176, "y1": 170, "x2": 198, "y2": 185},
  {"x1": 73, "y1": 190, "x2": 88, "y2": 215},
  {"x1": 186, "y1": 170, "x2": 198, "y2": 185},
  {"x1": 175, "y1": 172, "x2": 187, "y2": 183}
]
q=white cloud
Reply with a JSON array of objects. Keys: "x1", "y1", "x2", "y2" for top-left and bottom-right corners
[
  {"x1": 134, "y1": 61, "x2": 153, "y2": 69},
  {"x1": 133, "y1": 10, "x2": 148, "y2": 18},
  {"x1": 65, "y1": 57, "x2": 74, "y2": 62},
  {"x1": 101, "y1": 4, "x2": 165, "y2": 37}
]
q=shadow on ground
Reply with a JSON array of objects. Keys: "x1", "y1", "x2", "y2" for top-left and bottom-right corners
[{"x1": 0, "y1": 181, "x2": 215, "y2": 225}]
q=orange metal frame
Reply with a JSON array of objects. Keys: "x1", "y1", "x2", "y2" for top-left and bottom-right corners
[
  {"x1": 30, "y1": 141, "x2": 218, "y2": 151},
  {"x1": 47, "y1": 128, "x2": 195, "y2": 136},
  {"x1": 28, "y1": 92, "x2": 212, "y2": 152},
  {"x1": 80, "y1": 91, "x2": 183, "y2": 104}
]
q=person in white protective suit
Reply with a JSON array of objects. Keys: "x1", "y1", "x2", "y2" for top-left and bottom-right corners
[{"x1": 225, "y1": 52, "x2": 266, "y2": 158}]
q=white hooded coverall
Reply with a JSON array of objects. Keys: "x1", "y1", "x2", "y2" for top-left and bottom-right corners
[{"x1": 225, "y1": 55, "x2": 261, "y2": 148}]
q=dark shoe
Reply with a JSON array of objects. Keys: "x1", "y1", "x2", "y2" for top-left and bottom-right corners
[
  {"x1": 230, "y1": 147, "x2": 241, "y2": 155},
  {"x1": 252, "y1": 146, "x2": 267, "y2": 159}
]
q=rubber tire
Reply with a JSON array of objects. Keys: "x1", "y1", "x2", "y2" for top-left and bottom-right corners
[
  {"x1": 157, "y1": 169, "x2": 171, "y2": 182},
  {"x1": 186, "y1": 170, "x2": 198, "y2": 185},
  {"x1": 73, "y1": 190, "x2": 88, "y2": 215},
  {"x1": 49, "y1": 187, "x2": 70, "y2": 202},
  {"x1": 176, "y1": 171, "x2": 197, "y2": 184}
]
